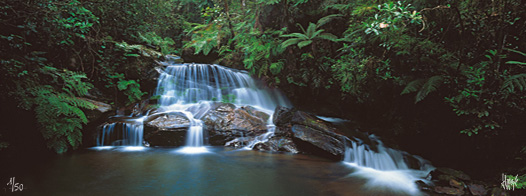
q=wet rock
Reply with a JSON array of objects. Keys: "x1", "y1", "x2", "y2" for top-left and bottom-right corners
[
  {"x1": 436, "y1": 167, "x2": 471, "y2": 181},
  {"x1": 225, "y1": 137, "x2": 254, "y2": 148},
  {"x1": 416, "y1": 180, "x2": 433, "y2": 192},
  {"x1": 81, "y1": 98, "x2": 112, "y2": 122},
  {"x1": 143, "y1": 127, "x2": 187, "y2": 146},
  {"x1": 490, "y1": 187, "x2": 509, "y2": 196},
  {"x1": 241, "y1": 106, "x2": 270, "y2": 122},
  {"x1": 273, "y1": 106, "x2": 294, "y2": 127},
  {"x1": 253, "y1": 137, "x2": 299, "y2": 153},
  {"x1": 272, "y1": 106, "x2": 347, "y2": 160},
  {"x1": 435, "y1": 174, "x2": 457, "y2": 183},
  {"x1": 201, "y1": 102, "x2": 270, "y2": 145},
  {"x1": 186, "y1": 102, "x2": 213, "y2": 119},
  {"x1": 449, "y1": 179, "x2": 465, "y2": 190},
  {"x1": 117, "y1": 99, "x2": 155, "y2": 117},
  {"x1": 467, "y1": 184, "x2": 487, "y2": 196},
  {"x1": 434, "y1": 186, "x2": 465, "y2": 195},
  {"x1": 163, "y1": 54, "x2": 184, "y2": 64},
  {"x1": 143, "y1": 112, "x2": 191, "y2": 146},
  {"x1": 146, "y1": 112, "x2": 191, "y2": 129},
  {"x1": 290, "y1": 125, "x2": 346, "y2": 158}
]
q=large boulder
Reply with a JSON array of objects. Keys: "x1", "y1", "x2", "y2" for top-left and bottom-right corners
[
  {"x1": 143, "y1": 112, "x2": 190, "y2": 146},
  {"x1": 272, "y1": 106, "x2": 348, "y2": 160},
  {"x1": 201, "y1": 102, "x2": 270, "y2": 145}
]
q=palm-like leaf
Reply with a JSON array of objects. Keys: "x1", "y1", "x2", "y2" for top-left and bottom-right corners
[{"x1": 280, "y1": 15, "x2": 341, "y2": 49}]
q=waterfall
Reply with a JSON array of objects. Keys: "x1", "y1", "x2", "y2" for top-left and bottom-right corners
[
  {"x1": 156, "y1": 63, "x2": 290, "y2": 153},
  {"x1": 97, "y1": 117, "x2": 145, "y2": 146},
  {"x1": 343, "y1": 135, "x2": 434, "y2": 195},
  {"x1": 156, "y1": 63, "x2": 289, "y2": 112},
  {"x1": 97, "y1": 62, "x2": 289, "y2": 150}
]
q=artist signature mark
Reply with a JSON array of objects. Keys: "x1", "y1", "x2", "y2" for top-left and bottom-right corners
[{"x1": 502, "y1": 174, "x2": 519, "y2": 191}]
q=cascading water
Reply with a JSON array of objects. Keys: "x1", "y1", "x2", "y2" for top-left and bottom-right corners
[
  {"x1": 97, "y1": 117, "x2": 145, "y2": 147},
  {"x1": 156, "y1": 63, "x2": 289, "y2": 111},
  {"x1": 92, "y1": 59, "x2": 438, "y2": 194},
  {"x1": 155, "y1": 63, "x2": 290, "y2": 153},
  {"x1": 343, "y1": 135, "x2": 434, "y2": 195},
  {"x1": 97, "y1": 62, "x2": 289, "y2": 151}
]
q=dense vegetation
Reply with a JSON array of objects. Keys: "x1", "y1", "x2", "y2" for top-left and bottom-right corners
[{"x1": 1, "y1": 0, "x2": 525, "y2": 180}]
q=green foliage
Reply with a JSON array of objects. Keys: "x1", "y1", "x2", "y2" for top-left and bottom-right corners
[
  {"x1": 501, "y1": 74, "x2": 526, "y2": 94},
  {"x1": 402, "y1": 76, "x2": 444, "y2": 103},
  {"x1": 31, "y1": 85, "x2": 95, "y2": 153},
  {"x1": 42, "y1": 0, "x2": 99, "y2": 46},
  {"x1": 184, "y1": 23, "x2": 222, "y2": 55},
  {"x1": 117, "y1": 79, "x2": 147, "y2": 104},
  {"x1": 364, "y1": 1, "x2": 422, "y2": 35},
  {"x1": 14, "y1": 67, "x2": 96, "y2": 153},
  {"x1": 139, "y1": 32, "x2": 177, "y2": 55},
  {"x1": 221, "y1": 94, "x2": 237, "y2": 104},
  {"x1": 230, "y1": 28, "x2": 286, "y2": 77},
  {"x1": 281, "y1": 15, "x2": 340, "y2": 49},
  {"x1": 505, "y1": 175, "x2": 526, "y2": 190}
]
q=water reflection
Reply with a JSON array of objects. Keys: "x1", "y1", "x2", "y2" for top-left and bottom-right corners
[{"x1": 5, "y1": 147, "x2": 424, "y2": 196}]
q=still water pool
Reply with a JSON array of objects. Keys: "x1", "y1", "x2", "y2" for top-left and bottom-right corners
[{"x1": 1, "y1": 147, "x2": 422, "y2": 196}]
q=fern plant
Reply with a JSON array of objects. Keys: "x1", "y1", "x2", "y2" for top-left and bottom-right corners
[
  {"x1": 138, "y1": 32, "x2": 176, "y2": 55},
  {"x1": 31, "y1": 86, "x2": 95, "y2": 153},
  {"x1": 18, "y1": 67, "x2": 96, "y2": 153},
  {"x1": 401, "y1": 75, "x2": 445, "y2": 103},
  {"x1": 184, "y1": 23, "x2": 223, "y2": 55},
  {"x1": 501, "y1": 49, "x2": 526, "y2": 94},
  {"x1": 280, "y1": 14, "x2": 341, "y2": 50}
]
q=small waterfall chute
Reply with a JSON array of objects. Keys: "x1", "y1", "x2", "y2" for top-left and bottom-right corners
[
  {"x1": 97, "y1": 116, "x2": 145, "y2": 147},
  {"x1": 343, "y1": 134, "x2": 434, "y2": 195}
]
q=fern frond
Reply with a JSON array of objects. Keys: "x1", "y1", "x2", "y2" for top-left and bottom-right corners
[
  {"x1": 401, "y1": 79, "x2": 425, "y2": 95},
  {"x1": 501, "y1": 74, "x2": 526, "y2": 93},
  {"x1": 270, "y1": 61, "x2": 284, "y2": 75},
  {"x1": 306, "y1": 23, "x2": 317, "y2": 38},
  {"x1": 318, "y1": 33, "x2": 338, "y2": 42},
  {"x1": 416, "y1": 76, "x2": 444, "y2": 103},
  {"x1": 297, "y1": 40, "x2": 313, "y2": 48},
  {"x1": 316, "y1": 14, "x2": 343, "y2": 27},
  {"x1": 506, "y1": 61, "x2": 526, "y2": 66},
  {"x1": 281, "y1": 38, "x2": 302, "y2": 49},
  {"x1": 281, "y1": 33, "x2": 309, "y2": 39},
  {"x1": 504, "y1": 48, "x2": 526, "y2": 56}
]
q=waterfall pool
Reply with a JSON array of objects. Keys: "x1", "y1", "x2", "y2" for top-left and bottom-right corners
[{"x1": 1, "y1": 147, "x2": 427, "y2": 196}]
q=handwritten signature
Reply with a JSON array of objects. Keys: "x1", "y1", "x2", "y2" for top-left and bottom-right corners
[{"x1": 502, "y1": 174, "x2": 519, "y2": 191}]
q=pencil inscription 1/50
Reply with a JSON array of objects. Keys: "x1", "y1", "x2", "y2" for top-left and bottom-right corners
[{"x1": 6, "y1": 177, "x2": 23, "y2": 192}]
